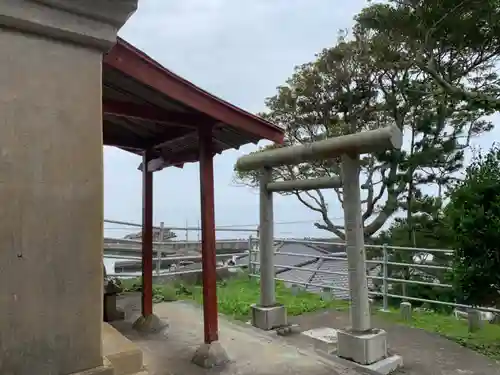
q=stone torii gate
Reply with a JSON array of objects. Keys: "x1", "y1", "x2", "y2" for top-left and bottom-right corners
[{"x1": 235, "y1": 125, "x2": 403, "y2": 370}]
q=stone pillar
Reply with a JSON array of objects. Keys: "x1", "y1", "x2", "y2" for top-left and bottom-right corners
[
  {"x1": 340, "y1": 154, "x2": 371, "y2": 332},
  {"x1": 400, "y1": 302, "x2": 412, "y2": 322},
  {"x1": 0, "y1": 1, "x2": 137, "y2": 375},
  {"x1": 336, "y1": 154, "x2": 394, "y2": 367},
  {"x1": 251, "y1": 167, "x2": 287, "y2": 331},
  {"x1": 259, "y1": 166, "x2": 276, "y2": 307},
  {"x1": 467, "y1": 309, "x2": 483, "y2": 333}
]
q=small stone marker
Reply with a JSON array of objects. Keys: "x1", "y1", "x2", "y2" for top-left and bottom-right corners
[
  {"x1": 467, "y1": 309, "x2": 483, "y2": 333},
  {"x1": 400, "y1": 302, "x2": 412, "y2": 322},
  {"x1": 321, "y1": 287, "x2": 332, "y2": 301},
  {"x1": 291, "y1": 283, "x2": 300, "y2": 296}
]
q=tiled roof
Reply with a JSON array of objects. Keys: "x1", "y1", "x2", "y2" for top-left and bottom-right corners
[{"x1": 239, "y1": 241, "x2": 378, "y2": 300}]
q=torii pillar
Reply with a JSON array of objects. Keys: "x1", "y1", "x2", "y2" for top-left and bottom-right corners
[{"x1": 0, "y1": 1, "x2": 137, "y2": 375}]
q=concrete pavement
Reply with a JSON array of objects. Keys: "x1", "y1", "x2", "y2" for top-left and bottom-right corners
[{"x1": 113, "y1": 294, "x2": 363, "y2": 375}]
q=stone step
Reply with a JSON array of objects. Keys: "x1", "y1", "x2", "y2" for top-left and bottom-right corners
[{"x1": 102, "y1": 323, "x2": 144, "y2": 375}]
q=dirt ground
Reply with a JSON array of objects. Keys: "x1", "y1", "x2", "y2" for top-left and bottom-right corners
[{"x1": 287, "y1": 309, "x2": 500, "y2": 375}]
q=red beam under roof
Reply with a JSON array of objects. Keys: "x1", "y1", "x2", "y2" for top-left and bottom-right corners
[
  {"x1": 103, "y1": 100, "x2": 208, "y2": 128},
  {"x1": 104, "y1": 38, "x2": 284, "y2": 144}
]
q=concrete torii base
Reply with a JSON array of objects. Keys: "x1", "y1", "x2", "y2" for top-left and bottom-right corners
[
  {"x1": 132, "y1": 314, "x2": 168, "y2": 334},
  {"x1": 302, "y1": 327, "x2": 402, "y2": 374},
  {"x1": 336, "y1": 328, "x2": 403, "y2": 374},
  {"x1": 251, "y1": 303, "x2": 288, "y2": 330},
  {"x1": 191, "y1": 341, "x2": 230, "y2": 369}
]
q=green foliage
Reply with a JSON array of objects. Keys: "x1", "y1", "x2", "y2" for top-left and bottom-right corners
[
  {"x1": 235, "y1": 11, "x2": 494, "y2": 239},
  {"x1": 378, "y1": 212, "x2": 452, "y2": 249},
  {"x1": 122, "y1": 275, "x2": 348, "y2": 321},
  {"x1": 357, "y1": 0, "x2": 500, "y2": 109},
  {"x1": 446, "y1": 146, "x2": 500, "y2": 308},
  {"x1": 179, "y1": 276, "x2": 348, "y2": 321},
  {"x1": 375, "y1": 214, "x2": 457, "y2": 311}
]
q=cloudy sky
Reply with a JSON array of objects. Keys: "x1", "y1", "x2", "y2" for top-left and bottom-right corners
[{"x1": 104, "y1": 0, "x2": 498, "y2": 239}]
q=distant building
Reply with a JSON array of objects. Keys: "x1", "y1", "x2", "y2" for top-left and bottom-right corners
[{"x1": 125, "y1": 228, "x2": 177, "y2": 242}]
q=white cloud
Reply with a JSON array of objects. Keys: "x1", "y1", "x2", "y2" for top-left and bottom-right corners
[{"x1": 110, "y1": 0, "x2": 491, "y2": 240}]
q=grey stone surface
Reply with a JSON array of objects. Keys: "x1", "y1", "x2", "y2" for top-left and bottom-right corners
[
  {"x1": 132, "y1": 314, "x2": 168, "y2": 334},
  {"x1": 114, "y1": 294, "x2": 360, "y2": 375},
  {"x1": 337, "y1": 328, "x2": 388, "y2": 365},
  {"x1": 0, "y1": 1, "x2": 136, "y2": 374},
  {"x1": 251, "y1": 303, "x2": 288, "y2": 330},
  {"x1": 104, "y1": 294, "x2": 125, "y2": 322},
  {"x1": 467, "y1": 309, "x2": 483, "y2": 333},
  {"x1": 365, "y1": 355, "x2": 403, "y2": 375},
  {"x1": 68, "y1": 358, "x2": 114, "y2": 375},
  {"x1": 288, "y1": 309, "x2": 500, "y2": 375},
  {"x1": 301, "y1": 327, "x2": 338, "y2": 353},
  {"x1": 0, "y1": 0, "x2": 137, "y2": 51},
  {"x1": 191, "y1": 341, "x2": 229, "y2": 369},
  {"x1": 331, "y1": 353, "x2": 403, "y2": 375},
  {"x1": 400, "y1": 302, "x2": 412, "y2": 322}
]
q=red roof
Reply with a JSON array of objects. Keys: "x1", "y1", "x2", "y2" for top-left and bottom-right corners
[{"x1": 101, "y1": 38, "x2": 284, "y2": 166}]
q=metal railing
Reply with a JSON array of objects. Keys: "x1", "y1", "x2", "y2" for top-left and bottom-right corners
[
  {"x1": 107, "y1": 251, "x2": 248, "y2": 278},
  {"x1": 103, "y1": 226, "x2": 499, "y2": 315},
  {"x1": 104, "y1": 218, "x2": 258, "y2": 275},
  {"x1": 247, "y1": 238, "x2": 500, "y2": 315}
]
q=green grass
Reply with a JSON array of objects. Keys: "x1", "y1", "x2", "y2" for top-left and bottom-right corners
[
  {"x1": 183, "y1": 277, "x2": 349, "y2": 321},
  {"x1": 119, "y1": 275, "x2": 348, "y2": 320},
  {"x1": 119, "y1": 276, "x2": 500, "y2": 360},
  {"x1": 375, "y1": 308, "x2": 500, "y2": 360}
]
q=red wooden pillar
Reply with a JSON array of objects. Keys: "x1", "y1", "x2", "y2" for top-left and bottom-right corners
[
  {"x1": 198, "y1": 126, "x2": 219, "y2": 343},
  {"x1": 142, "y1": 149, "x2": 154, "y2": 317}
]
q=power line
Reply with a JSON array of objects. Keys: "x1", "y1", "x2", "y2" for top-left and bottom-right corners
[
  {"x1": 104, "y1": 218, "x2": 345, "y2": 230},
  {"x1": 197, "y1": 218, "x2": 345, "y2": 228}
]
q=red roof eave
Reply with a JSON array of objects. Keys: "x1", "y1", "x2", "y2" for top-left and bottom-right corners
[{"x1": 104, "y1": 38, "x2": 284, "y2": 144}]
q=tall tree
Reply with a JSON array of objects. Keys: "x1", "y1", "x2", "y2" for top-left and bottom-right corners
[
  {"x1": 356, "y1": 0, "x2": 500, "y2": 109},
  {"x1": 446, "y1": 146, "x2": 500, "y2": 308},
  {"x1": 235, "y1": 27, "x2": 493, "y2": 240}
]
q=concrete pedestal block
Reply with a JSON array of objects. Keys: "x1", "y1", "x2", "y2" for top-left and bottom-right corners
[
  {"x1": 103, "y1": 294, "x2": 125, "y2": 322},
  {"x1": 337, "y1": 328, "x2": 388, "y2": 365},
  {"x1": 251, "y1": 303, "x2": 287, "y2": 330},
  {"x1": 191, "y1": 341, "x2": 229, "y2": 369},
  {"x1": 133, "y1": 314, "x2": 168, "y2": 334}
]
